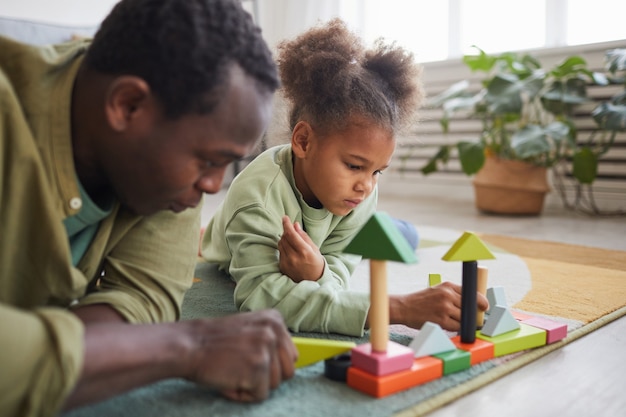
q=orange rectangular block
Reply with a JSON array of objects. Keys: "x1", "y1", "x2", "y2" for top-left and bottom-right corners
[
  {"x1": 451, "y1": 335, "x2": 495, "y2": 365},
  {"x1": 347, "y1": 356, "x2": 442, "y2": 398}
]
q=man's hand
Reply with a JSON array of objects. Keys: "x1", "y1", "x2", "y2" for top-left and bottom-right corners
[
  {"x1": 277, "y1": 216, "x2": 325, "y2": 282},
  {"x1": 64, "y1": 308, "x2": 297, "y2": 410},
  {"x1": 386, "y1": 282, "x2": 489, "y2": 331},
  {"x1": 185, "y1": 309, "x2": 298, "y2": 402}
]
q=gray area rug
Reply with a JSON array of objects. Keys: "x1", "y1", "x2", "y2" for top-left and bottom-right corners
[
  {"x1": 60, "y1": 225, "x2": 626, "y2": 416},
  {"x1": 63, "y1": 261, "x2": 497, "y2": 417}
]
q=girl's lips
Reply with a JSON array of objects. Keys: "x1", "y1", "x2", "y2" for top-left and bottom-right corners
[{"x1": 345, "y1": 199, "x2": 362, "y2": 208}]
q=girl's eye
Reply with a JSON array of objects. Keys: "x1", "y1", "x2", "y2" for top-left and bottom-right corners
[
  {"x1": 374, "y1": 170, "x2": 384, "y2": 176},
  {"x1": 347, "y1": 163, "x2": 361, "y2": 170}
]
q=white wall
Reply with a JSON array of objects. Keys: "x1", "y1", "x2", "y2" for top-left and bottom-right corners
[
  {"x1": 0, "y1": 0, "x2": 118, "y2": 26},
  {"x1": 0, "y1": 0, "x2": 340, "y2": 50}
]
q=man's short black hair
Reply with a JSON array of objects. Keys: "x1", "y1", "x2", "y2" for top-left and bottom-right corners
[{"x1": 85, "y1": 0, "x2": 279, "y2": 119}]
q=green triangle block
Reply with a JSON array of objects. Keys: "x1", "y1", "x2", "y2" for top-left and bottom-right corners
[
  {"x1": 442, "y1": 231, "x2": 495, "y2": 262},
  {"x1": 343, "y1": 212, "x2": 417, "y2": 263}
]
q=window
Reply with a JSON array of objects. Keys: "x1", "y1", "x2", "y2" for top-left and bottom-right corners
[{"x1": 342, "y1": 0, "x2": 626, "y2": 63}]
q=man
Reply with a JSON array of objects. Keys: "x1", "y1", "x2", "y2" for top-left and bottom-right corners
[{"x1": 0, "y1": 1, "x2": 297, "y2": 416}]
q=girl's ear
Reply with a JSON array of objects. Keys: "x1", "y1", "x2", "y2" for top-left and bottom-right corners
[
  {"x1": 104, "y1": 76, "x2": 152, "y2": 132},
  {"x1": 291, "y1": 121, "x2": 314, "y2": 158}
]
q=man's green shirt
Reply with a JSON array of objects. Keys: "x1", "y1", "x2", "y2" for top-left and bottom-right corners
[{"x1": 0, "y1": 36, "x2": 200, "y2": 417}]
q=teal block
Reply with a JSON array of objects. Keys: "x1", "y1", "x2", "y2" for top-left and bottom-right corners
[
  {"x1": 477, "y1": 323, "x2": 546, "y2": 356},
  {"x1": 432, "y1": 349, "x2": 471, "y2": 375}
]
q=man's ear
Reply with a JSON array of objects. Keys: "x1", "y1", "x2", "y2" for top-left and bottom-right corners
[
  {"x1": 291, "y1": 121, "x2": 314, "y2": 158},
  {"x1": 104, "y1": 76, "x2": 152, "y2": 132}
]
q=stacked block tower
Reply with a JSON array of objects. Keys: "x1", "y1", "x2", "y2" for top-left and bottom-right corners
[{"x1": 340, "y1": 213, "x2": 567, "y2": 398}]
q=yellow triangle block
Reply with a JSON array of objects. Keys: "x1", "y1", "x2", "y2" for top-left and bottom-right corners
[
  {"x1": 442, "y1": 231, "x2": 495, "y2": 262},
  {"x1": 292, "y1": 337, "x2": 356, "y2": 368}
]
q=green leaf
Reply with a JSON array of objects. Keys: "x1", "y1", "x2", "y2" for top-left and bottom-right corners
[
  {"x1": 485, "y1": 74, "x2": 523, "y2": 114},
  {"x1": 541, "y1": 78, "x2": 589, "y2": 115},
  {"x1": 572, "y1": 147, "x2": 598, "y2": 184},
  {"x1": 457, "y1": 141, "x2": 485, "y2": 175},
  {"x1": 442, "y1": 95, "x2": 480, "y2": 115},
  {"x1": 544, "y1": 121, "x2": 571, "y2": 137},
  {"x1": 510, "y1": 125, "x2": 552, "y2": 158},
  {"x1": 590, "y1": 71, "x2": 609, "y2": 86},
  {"x1": 606, "y1": 48, "x2": 626, "y2": 73},
  {"x1": 420, "y1": 146, "x2": 450, "y2": 175},
  {"x1": 591, "y1": 102, "x2": 626, "y2": 131},
  {"x1": 463, "y1": 47, "x2": 496, "y2": 72},
  {"x1": 551, "y1": 55, "x2": 587, "y2": 78},
  {"x1": 426, "y1": 80, "x2": 470, "y2": 108}
]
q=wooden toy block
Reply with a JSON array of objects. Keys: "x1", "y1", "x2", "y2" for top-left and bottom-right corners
[
  {"x1": 351, "y1": 341, "x2": 415, "y2": 376},
  {"x1": 459, "y1": 260, "x2": 478, "y2": 343},
  {"x1": 347, "y1": 356, "x2": 442, "y2": 398},
  {"x1": 481, "y1": 305, "x2": 520, "y2": 337},
  {"x1": 429, "y1": 273, "x2": 442, "y2": 287},
  {"x1": 486, "y1": 286, "x2": 507, "y2": 315},
  {"x1": 292, "y1": 337, "x2": 356, "y2": 368},
  {"x1": 452, "y1": 336, "x2": 495, "y2": 365},
  {"x1": 511, "y1": 310, "x2": 535, "y2": 321},
  {"x1": 442, "y1": 232, "x2": 495, "y2": 344},
  {"x1": 432, "y1": 348, "x2": 472, "y2": 375},
  {"x1": 477, "y1": 323, "x2": 547, "y2": 356},
  {"x1": 344, "y1": 212, "x2": 417, "y2": 354},
  {"x1": 522, "y1": 316, "x2": 568, "y2": 344},
  {"x1": 476, "y1": 266, "x2": 488, "y2": 328},
  {"x1": 343, "y1": 212, "x2": 418, "y2": 263},
  {"x1": 369, "y1": 259, "x2": 390, "y2": 352},
  {"x1": 441, "y1": 231, "x2": 495, "y2": 262},
  {"x1": 408, "y1": 321, "x2": 456, "y2": 357},
  {"x1": 324, "y1": 354, "x2": 352, "y2": 382}
]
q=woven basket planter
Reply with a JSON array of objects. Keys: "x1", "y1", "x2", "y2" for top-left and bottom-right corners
[{"x1": 472, "y1": 156, "x2": 550, "y2": 215}]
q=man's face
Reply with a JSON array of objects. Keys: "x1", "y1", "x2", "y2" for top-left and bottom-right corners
[{"x1": 103, "y1": 67, "x2": 273, "y2": 216}]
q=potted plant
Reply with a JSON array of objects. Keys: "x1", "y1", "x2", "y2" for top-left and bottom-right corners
[
  {"x1": 421, "y1": 46, "x2": 624, "y2": 215},
  {"x1": 552, "y1": 48, "x2": 626, "y2": 215}
]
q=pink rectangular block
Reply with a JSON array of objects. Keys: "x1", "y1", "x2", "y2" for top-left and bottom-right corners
[
  {"x1": 522, "y1": 316, "x2": 567, "y2": 344},
  {"x1": 351, "y1": 341, "x2": 414, "y2": 376}
]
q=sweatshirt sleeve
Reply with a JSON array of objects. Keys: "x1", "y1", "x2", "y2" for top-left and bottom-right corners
[
  {"x1": 74, "y1": 205, "x2": 201, "y2": 324},
  {"x1": 226, "y1": 206, "x2": 370, "y2": 336},
  {"x1": 0, "y1": 304, "x2": 84, "y2": 417}
]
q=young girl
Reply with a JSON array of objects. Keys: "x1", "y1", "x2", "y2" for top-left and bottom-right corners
[{"x1": 201, "y1": 19, "x2": 488, "y2": 337}]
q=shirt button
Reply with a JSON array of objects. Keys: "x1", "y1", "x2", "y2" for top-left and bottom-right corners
[{"x1": 69, "y1": 197, "x2": 82, "y2": 210}]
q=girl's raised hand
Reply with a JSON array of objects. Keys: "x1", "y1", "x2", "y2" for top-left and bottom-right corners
[{"x1": 277, "y1": 216, "x2": 325, "y2": 282}]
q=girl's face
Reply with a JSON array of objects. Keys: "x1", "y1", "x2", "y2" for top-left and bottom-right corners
[{"x1": 291, "y1": 117, "x2": 395, "y2": 216}]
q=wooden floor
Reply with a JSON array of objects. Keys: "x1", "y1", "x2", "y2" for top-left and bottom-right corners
[
  {"x1": 202, "y1": 173, "x2": 626, "y2": 417},
  {"x1": 423, "y1": 316, "x2": 626, "y2": 416}
]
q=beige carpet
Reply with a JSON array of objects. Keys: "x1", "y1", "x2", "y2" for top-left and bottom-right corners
[{"x1": 479, "y1": 234, "x2": 626, "y2": 323}]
